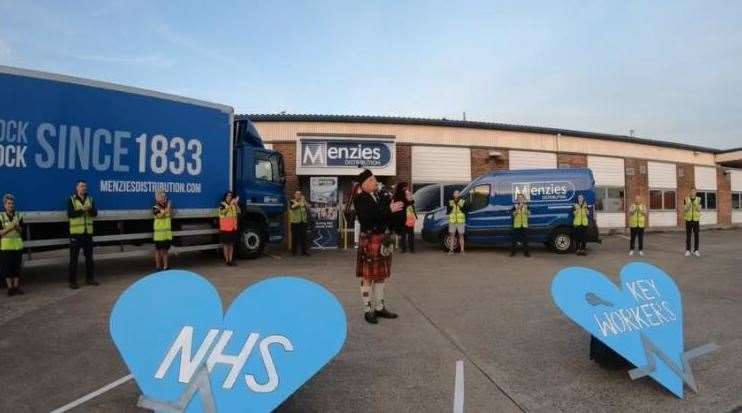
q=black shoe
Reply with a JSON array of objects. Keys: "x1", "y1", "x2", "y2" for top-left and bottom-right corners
[
  {"x1": 375, "y1": 307, "x2": 398, "y2": 319},
  {"x1": 69, "y1": 283, "x2": 80, "y2": 290},
  {"x1": 524, "y1": 251, "x2": 531, "y2": 257},
  {"x1": 364, "y1": 311, "x2": 378, "y2": 324},
  {"x1": 86, "y1": 280, "x2": 100, "y2": 286},
  {"x1": 510, "y1": 250, "x2": 517, "y2": 257},
  {"x1": 14, "y1": 287, "x2": 24, "y2": 295},
  {"x1": 225, "y1": 261, "x2": 233, "y2": 266}
]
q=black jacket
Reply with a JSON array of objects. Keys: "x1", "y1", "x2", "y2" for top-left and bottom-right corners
[{"x1": 354, "y1": 192, "x2": 391, "y2": 234}]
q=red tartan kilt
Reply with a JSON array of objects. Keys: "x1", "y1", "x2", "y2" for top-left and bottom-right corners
[{"x1": 356, "y1": 233, "x2": 392, "y2": 281}]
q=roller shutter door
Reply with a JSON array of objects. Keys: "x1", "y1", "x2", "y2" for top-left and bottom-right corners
[
  {"x1": 412, "y1": 146, "x2": 471, "y2": 183},
  {"x1": 732, "y1": 170, "x2": 742, "y2": 223},
  {"x1": 589, "y1": 156, "x2": 626, "y2": 228},
  {"x1": 648, "y1": 162, "x2": 677, "y2": 227},
  {"x1": 508, "y1": 150, "x2": 557, "y2": 170}
]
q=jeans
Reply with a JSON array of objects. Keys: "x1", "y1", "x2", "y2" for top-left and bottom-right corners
[
  {"x1": 685, "y1": 221, "x2": 699, "y2": 251},
  {"x1": 291, "y1": 222, "x2": 308, "y2": 254},
  {"x1": 630, "y1": 227, "x2": 644, "y2": 251},
  {"x1": 574, "y1": 226, "x2": 587, "y2": 250},
  {"x1": 511, "y1": 227, "x2": 529, "y2": 253},
  {"x1": 400, "y1": 226, "x2": 415, "y2": 252},
  {"x1": 69, "y1": 234, "x2": 95, "y2": 283}
]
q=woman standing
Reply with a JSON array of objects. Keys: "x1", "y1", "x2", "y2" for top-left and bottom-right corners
[
  {"x1": 353, "y1": 169, "x2": 402, "y2": 324},
  {"x1": 572, "y1": 194, "x2": 590, "y2": 256},
  {"x1": 153, "y1": 190, "x2": 173, "y2": 270},
  {"x1": 402, "y1": 188, "x2": 416, "y2": 253},
  {"x1": 628, "y1": 195, "x2": 647, "y2": 256},
  {"x1": 391, "y1": 182, "x2": 414, "y2": 253},
  {"x1": 219, "y1": 191, "x2": 241, "y2": 266},
  {"x1": 1, "y1": 194, "x2": 24, "y2": 296}
]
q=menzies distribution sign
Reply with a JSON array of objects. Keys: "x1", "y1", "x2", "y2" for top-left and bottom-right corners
[{"x1": 296, "y1": 138, "x2": 396, "y2": 176}]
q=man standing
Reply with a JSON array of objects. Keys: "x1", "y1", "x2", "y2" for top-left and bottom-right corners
[
  {"x1": 353, "y1": 169, "x2": 401, "y2": 324},
  {"x1": 289, "y1": 190, "x2": 310, "y2": 256},
  {"x1": 683, "y1": 188, "x2": 702, "y2": 256},
  {"x1": 68, "y1": 180, "x2": 99, "y2": 289},
  {"x1": 510, "y1": 193, "x2": 530, "y2": 257},
  {"x1": 1, "y1": 194, "x2": 24, "y2": 296},
  {"x1": 628, "y1": 195, "x2": 647, "y2": 256},
  {"x1": 447, "y1": 190, "x2": 466, "y2": 255},
  {"x1": 572, "y1": 194, "x2": 590, "y2": 256}
]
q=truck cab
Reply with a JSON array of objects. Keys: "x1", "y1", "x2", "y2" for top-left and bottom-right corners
[
  {"x1": 421, "y1": 168, "x2": 601, "y2": 253},
  {"x1": 233, "y1": 119, "x2": 287, "y2": 258}
]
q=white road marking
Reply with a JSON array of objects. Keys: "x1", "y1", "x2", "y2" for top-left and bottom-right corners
[
  {"x1": 50, "y1": 374, "x2": 133, "y2": 413},
  {"x1": 618, "y1": 235, "x2": 630, "y2": 240},
  {"x1": 454, "y1": 360, "x2": 464, "y2": 413}
]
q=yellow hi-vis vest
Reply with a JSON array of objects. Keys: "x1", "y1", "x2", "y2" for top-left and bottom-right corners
[
  {"x1": 219, "y1": 202, "x2": 238, "y2": 232},
  {"x1": 683, "y1": 196, "x2": 701, "y2": 222},
  {"x1": 449, "y1": 199, "x2": 466, "y2": 224},
  {"x1": 629, "y1": 203, "x2": 646, "y2": 228},
  {"x1": 513, "y1": 204, "x2": 529, "y2": 228},
  {"x1": 573, "y1": 203, "x2": 589, "y2": 227},
  {"x1": 0, "y1": 212, "x2": 23, "y2": 251},
  {"x1": 70, "y1": 196, "x2": 94, "y2": 235},
  {"x1": 153, "y1": 205, "x2": 173, "y2": 241}
]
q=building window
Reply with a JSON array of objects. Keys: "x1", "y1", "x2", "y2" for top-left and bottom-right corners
[
  {"x1": 468, "y1": 184, "x2": 491, "y2": 212},
  {"x1": 697, "y1": 191, "x2": 716, "y2": 210},
  {"x1": 595, "y1": 186, "x2": 625, "y2": 212},
  {"x1": 733, "y1": 193, "x2": 742, "y2": 210},
  {"x1": 649, "y1": 189, "x2": 676, "y2": 210}
]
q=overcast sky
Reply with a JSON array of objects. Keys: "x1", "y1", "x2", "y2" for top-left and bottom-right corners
[{"x1": 1, "y1": 0, "x2": 740, "y2": 149}]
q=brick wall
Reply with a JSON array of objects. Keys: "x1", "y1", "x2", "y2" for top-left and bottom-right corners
[
  {"x1": 558, "y1": 153, "x2": 587, "y2": 168},
  {"x1": 396, "y1": 144, "x2": 412, "y2": 186},
  {"x1": 471, "y1": 148, "x2": 508, "y2": 178},
  {"x1": 624, "y1": 158, "x2": 649, "y2": 227},
  {"x1": 273, "y1": 143, "x2": 296, "y2": 251},
  {"x1": 718, "y1": 168, "x2": 732, "y2": 225},
  {"x1": 676, "y1": 163, "x2": 695, "y2": 226}
]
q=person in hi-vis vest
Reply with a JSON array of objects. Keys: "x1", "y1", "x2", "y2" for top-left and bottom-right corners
[
  {"x1": 1, "y1": 194, "x2": 24, "y2": 296},
  {"x1": 572, "y1": 194, "x2": 590, "y2": 256},
  {"x1": 289, "y1": 190, "x2": 310, "y2": 256},
  {"x1": 510, "y1": 193, "x2": 531, "y2": 257},
  {"x1": 219, "y1": 191, "x2": 241, "y2": 266},
  {"x1": 628, "y1": 194, "x2": 647, "y2": 257},
  {"x1": 683, "y1": 188, "x2": 702, "y2": 257},
  {"x1": 153, "y1": 190, "x2": 173, "y2": 270},
  {"x1": 67, "y1": 180, "x2": 98, "y2": 289},
  {"x1": 446, "y1": 190, "x2": 467, "y2": 255}
]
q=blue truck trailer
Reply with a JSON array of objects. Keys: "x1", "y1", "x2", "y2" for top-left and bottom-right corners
[
  {"x1": 0, "y1": 65, "x2": 286, "y2": 265},
  {"x1": 421, "y1": 168, "x2": 601, "y2": 253}
]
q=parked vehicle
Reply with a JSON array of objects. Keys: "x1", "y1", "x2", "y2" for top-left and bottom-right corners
[
  {"x1": 0, "y1": 65, "x2": 286, "y2": 266},
  {"x1": 421, "y1": 168, "x2": 601, "y2": 253},
  {"x1": 412, "y1": 183, "x2": 467, "y2": 233}
]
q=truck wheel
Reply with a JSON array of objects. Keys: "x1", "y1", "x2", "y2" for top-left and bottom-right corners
[
  {"x1": 238, "y1": 222, "x2": 266, "y2": 259},
  {"x1": 550, "y1": 228, "x2": 573, "y2": 254},
  {"x1": 440, "y1": 231, "x2": 459, "y2": 252}
]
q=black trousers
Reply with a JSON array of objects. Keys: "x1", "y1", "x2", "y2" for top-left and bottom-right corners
[
  {"x1": 630, "y1": 227, "x2": 644, "y2": 251},
  {"x1": 574, "y1": 226, "x2": 587, "y2": 250},
  {"x1": 69, "y1": 234, "x2": 95, "y2": 283},
  {"x1": 685, "y1": 221, "x2": 700, "y2": 251},
  {"x1": 400, "y1": 226, "x2": 415, "y2": 252},
  {"x1": 291, "y1": 223, "x2": 308, "y2": 254},
  {"x1": 511, "y1": 227, "x2": 529, "y2": 253}
]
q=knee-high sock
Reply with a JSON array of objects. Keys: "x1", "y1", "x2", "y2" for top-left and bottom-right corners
[
  {"x1": 361, "y1": 284, "x2": 372, "y2": 312},
  {"x1": 373, "y1": 282, "x2": 385, "y2": 311}
]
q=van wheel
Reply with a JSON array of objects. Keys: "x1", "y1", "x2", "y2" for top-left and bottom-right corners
[
  {"x1": 237, "y1": 222, "x2": 266, "y2": 259},
  {"x1": 550, "y1": 229, "x2": 573, "y2": 254},
  {"x1": 440, "y1": 231, "x2": 459, "y2": 252}
]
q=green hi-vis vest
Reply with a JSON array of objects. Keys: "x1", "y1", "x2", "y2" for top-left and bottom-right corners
[
  {"x1": 70, "y1": 196, "x2": 94, "y2": 235},
  {"x1": 153, "y1": 205, "x2": 173, "y2": 242},
  {"x1": 573, "y1": 203, "x2": 589, "y2": 227},
  {"x1": 683, "y1": 196, "x2": 701, "y2": 222},
  {"x1": 0, "y1": 212, "x2": 23, "y2": 251},
  {"x1": 513, "y1": 205, "x2": 529, "y2": 228},
  {"x1": 449, "y1": 199, "x2": 466, "y2": 224},
  {"x1": 288, "y1": 200, "x2": 308, "y2": 223},
  {"x1": 629, "y1": 203, "x2": 646, "y2": 228}
]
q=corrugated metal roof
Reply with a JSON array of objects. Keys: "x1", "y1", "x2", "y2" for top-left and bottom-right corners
[{"x1": 237, "y1": 113, "x2": 728, "y2": 154}]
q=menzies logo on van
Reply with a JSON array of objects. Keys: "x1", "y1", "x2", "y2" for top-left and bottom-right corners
[
  {"x1": 301, "y1": 140, "x2": 392, "y2": 168},
  {"x1": 512, "y1": 181, "x2": 575, "y2": 203}
]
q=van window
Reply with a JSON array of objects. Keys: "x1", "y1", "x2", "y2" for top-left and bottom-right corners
[
  {"x1": 443, "y1": 184, "x2": 466, "y2": 203},
  {"x1": 414, "y1": 184, "x2": 442, "y2": 213},
  {"x1": 468, "y1": 184, "x2": 490, "y2": 211}
]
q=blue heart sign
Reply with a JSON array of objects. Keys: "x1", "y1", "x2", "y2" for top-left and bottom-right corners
[
  {"x1": 110, "y1": 271, "x2": 347, "y2": 412},
  {"x1": 551, "y1": 262, "x2": 715, "y2": 398}
]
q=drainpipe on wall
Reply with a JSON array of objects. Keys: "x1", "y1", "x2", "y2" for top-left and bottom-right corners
[{"x1": 556, "y1": 133, "x2": 561, "y2": 153}]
